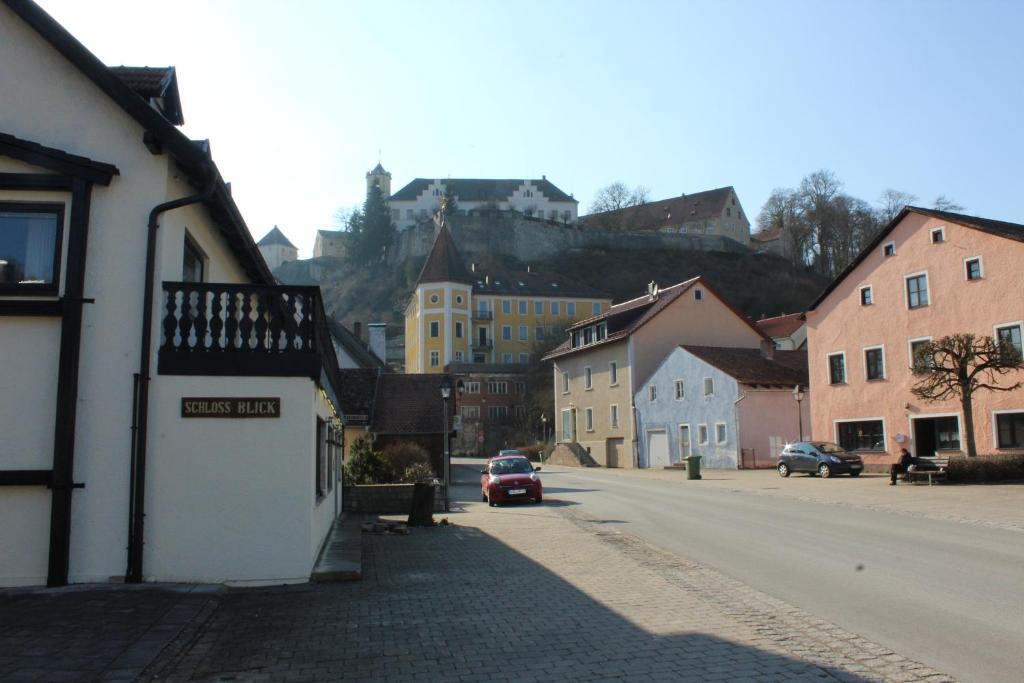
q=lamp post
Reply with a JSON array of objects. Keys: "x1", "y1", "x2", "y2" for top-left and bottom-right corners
[
  {"x1": 792, "y1": 385, "x2": 805, "y2": 441},
  {"x1": 540, "y1": 414, "x2": 548, "y2": 444},
  {"x1": 440, "y1": 375, "x2": 452, "y2": 512}
]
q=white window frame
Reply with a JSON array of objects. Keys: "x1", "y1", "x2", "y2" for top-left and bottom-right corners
[
  {"x1": 863, "y1": 344, "x2": 886, "y2": 381},
  {"x1": 715, "y1": 422, "x2": 727, "y2": 445},
  {"x1": 992, "y1": 409, "x2": 1024, "y2": 450},
  {"x1": 905, "y1": 271, "x2": 930, "y2": 310},
  {"x1": 462, "y1": 405, "x2": 480, "y2": 419},
  {"x1": 429, "y1": 350, "x2": 440, "y2": 367},
  {"x1": 584, "y1": 407, "x2": 594, "y2": 432},
  {"x1": 678, "y1": 424, "x2": 691, "y2": 457},
  {"x1": 464, "y1": 381, "x2": 481, "y2": 394},
  {"x1": 429, "y1": 321, "x2": 440, "y2": 338},
  {"x1": 502, "y1": 352, "x2": 513, "y2": 363},
  {"x1": 882, "y1": 240, "x2": 896, "y2": 257},
  {"x1": 592, "y1": 302, "x2": 601, "y2": 316},
  {"x1": 488, "y1": 381, "x2": 509, "y2": 395},
  {"x1": 609, "y1": 361, "x2": 618, "y2": 386},
  {"x1": 551, "y1": 301, "x2": 560, "y2": 316},
  {"x1": 907, "y1": 336, "x2": 933, "y2": 370},
  {"x1": 930, "y1": 226, "x2": 946, "y2": 244},
  {"x1": 454, "y1": 350, "x2": 464, "y2": 361},
  {"x1": 518, "y1": 300, "x2": 528, "y2": 315},
  {"x1": 502, "y1": 299, "x2": 512, "y2": 314},
  {"x1": 674, "y1": 379, "x2": 685, "y2": 400},
  {"x1": 610, "y1": 404, "x2": 619, "y2": 429},
  {"x1": 518, "y1": 325, "x2": 528, "y2": 341},
  {"x1": 535, "y1": 326, "x2": 545, "y2": 341},
  {"x1": 703, "y1": 377, "x2": 714, "y2": 396},
  {"x1": 501, "y1": 325, "x2": 512, "y2": 340},
  {"x1": 561, "y1": 371, "x2": 569, "y2": 394},
  {"x1": 584, "y1": 366, "x2": 593, "y2": 390},
  {"x1": 964, "y1": 255, "x2": 983, "y2": 281},
  {"x1": 906, "y1": 411, "x2": 963, "y2": 457},
  {"x1": 827, "y1": 351, "x2": 847, "y2": 385},
  {"x1": 455, "y1": 321, "x2": 463, "y2": 338},
  {"x1": 859, "y1": 285, "x2": 873, "y2": 306},
  {"x1": 833, "y1": 417, "x2": 887, "y2": 452},
  {"x1": 697, "y1": 424, "x2": 709, "y2": 445},
  {"x1": 518, "y1": 353, "x2": 529, "y2": 364},
  {"x1": 567, "y1": 302, "x2": 576, "y2": 316},
  {"x1": 534, "y1": 301, "x2": 543, "y2": 315},
  {"x1": 994, "y1": 321, "x2": 1024, "y2": 356}
]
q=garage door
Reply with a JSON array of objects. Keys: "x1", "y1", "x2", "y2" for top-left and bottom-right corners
[
  {"x1": 606, "y1": 438, "x2": 624, "y2": 468},
  {"x1": 647, "y1": 430, "x2": 669, "y2": 469}
]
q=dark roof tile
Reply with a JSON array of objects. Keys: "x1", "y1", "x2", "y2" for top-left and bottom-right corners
[
  {"x1": 580, "y1": 187, "x2": 736, "y2": 231},
  {"x1": 682, "y1": 346, "x2": 808, "y2": 386},
  {"x1": 370, "y1": 374, "x2": 452, "y2": 434},
  {"x1": 257, "y1": 225, "x2": 296, "y2": 248},
  {"x1": 336, "y1": 369, "x2": 380, "y2": 423},
  {"x1": 391, "y1": 178, "x2": 575, "y2": 203},
  {"x1": 756, "y1": 313, "x2": 804, "y2": 338},
  {"x1": 416, "y1": 224, "x2": 473, "y2": 285}
]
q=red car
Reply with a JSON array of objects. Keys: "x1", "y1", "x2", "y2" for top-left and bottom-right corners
[{"x1": 480, "y1": 455, "x2": 543, "y2": 505}]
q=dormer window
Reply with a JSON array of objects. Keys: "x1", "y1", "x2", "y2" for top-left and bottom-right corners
[{"x1": 583, "y1": 328, "x2": 593, "y2": 345}]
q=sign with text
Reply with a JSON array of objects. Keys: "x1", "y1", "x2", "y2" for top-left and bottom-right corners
[{"x1": 181, "y1": 397, "x2": 281, "y2": 418}]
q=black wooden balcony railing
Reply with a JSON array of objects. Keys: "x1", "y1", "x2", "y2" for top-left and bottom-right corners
[
  {"x1": 471, "y1": 339, "x2": 493, "y2": 350},
  {"x1": 158, "y1": 281, "x2": 341, "y2": 397},
  {"x1": 472, "y1": 310, "x2": 493, "y2": 321}
]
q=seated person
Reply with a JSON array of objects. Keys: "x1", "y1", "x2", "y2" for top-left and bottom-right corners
[{"x1": 889, "y1": 448, "x2": 916, "y2": 485}]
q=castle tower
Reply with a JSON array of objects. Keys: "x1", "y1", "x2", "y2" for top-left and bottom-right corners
[{"x1": 366, "y1": 162, "x2": 392, "y2": 198}]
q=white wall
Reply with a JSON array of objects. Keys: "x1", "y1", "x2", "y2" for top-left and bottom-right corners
[{"x1": 391, "y1": 179, "x2": 577, "y2": 230}]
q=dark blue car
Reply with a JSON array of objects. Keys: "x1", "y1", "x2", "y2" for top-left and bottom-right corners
[{"x1": 778, "y1": 441, "x2": 864, "y2": 478}]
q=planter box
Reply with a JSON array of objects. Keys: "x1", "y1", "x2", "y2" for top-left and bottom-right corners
[{"x1": 342, "y1": 484, "x2": 445, "y2": 514}]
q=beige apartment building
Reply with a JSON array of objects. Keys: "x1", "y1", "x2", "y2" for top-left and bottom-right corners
[{"x1": 545, "y1": 278, "x2": 769, "y2": 467}]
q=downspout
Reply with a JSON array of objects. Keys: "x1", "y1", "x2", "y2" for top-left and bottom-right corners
[
  {"x1": 733, "y1": 391, "x2": 746, "y2": 468},
  {"x1": 126, "y1": 164, "x2": 217, "y2": 583}
]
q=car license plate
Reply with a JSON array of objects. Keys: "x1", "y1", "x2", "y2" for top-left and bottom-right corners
[
  {"x1": 509, "y1": 488, "x2": 526, "y2": 495},
  {"x1": 850, "y1": 464, "x2": 862, "y2": 469}
]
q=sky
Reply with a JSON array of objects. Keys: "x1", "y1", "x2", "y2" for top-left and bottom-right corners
[{"x1": 35, "y1": 0, "x2": 1024, "y2": 257}]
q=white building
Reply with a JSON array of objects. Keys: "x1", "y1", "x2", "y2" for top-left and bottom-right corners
[
  {"x1": 0, "y1": 1, "x2": 344, "y2": 587},
  {"x1": 256, "y1": 225, "x2": 298, "y2": 272},
  {"x1": 387, "y1": 174, "x2": 578, "y2": 230}
]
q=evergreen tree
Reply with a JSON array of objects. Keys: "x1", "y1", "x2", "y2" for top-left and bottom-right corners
[{"x1": 346, "y1": 185, "x2": 395, "y2": 264}]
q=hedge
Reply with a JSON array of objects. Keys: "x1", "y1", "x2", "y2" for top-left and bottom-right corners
[{"x1": 946, "y1": 454, "x2": 1024, "y2": 483}]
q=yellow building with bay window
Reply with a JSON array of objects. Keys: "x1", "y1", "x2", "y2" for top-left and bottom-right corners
[{"x1": 405, "y1": 223, "x2": 610, "y2": 373}]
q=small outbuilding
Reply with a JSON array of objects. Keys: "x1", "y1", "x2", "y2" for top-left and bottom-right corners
[{"x1": 635, "y1": 346, "x2": 809, "y2": 469}]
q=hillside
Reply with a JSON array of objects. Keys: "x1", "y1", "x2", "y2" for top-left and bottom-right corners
[{"x1": 275, "y1": 246, "x2": 829, "y2": 333}]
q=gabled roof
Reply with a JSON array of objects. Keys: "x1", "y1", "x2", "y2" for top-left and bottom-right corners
[
  {"x1": 390, "y1": 178, "x2": 576, "y2": 203},
  {"x1": 369, "y1": 373, "x2": 452, "y2": 435},
  {"x1": 808, "y1": 206, "x2": 1024, "y2": 311},
  {"x1": 257, "y1": 225, "x2": 296, "y2": 249},
  {"x1": 681, "y1": 346, "x2": 808, "y2": 387},
  {"x1": 109, "y1": 66, "x2": 183, "y2": 125},
  {"x1": 756, "y1": 312, "x2": 804, "y2": 339},
  {"x1": 328, "y1": 319, "x2": 385, "y2": 369},
  {"x1": 580, "y1": 187, "x2": 737, "y2": 231},
  {"x1": 468, "y1": 264, "x2": 609, "y2": 299},
  {"x1": 3, "y1": 0, "x2": 274, "y2": 285},
  {"x1": 751, "y1": 228, "x2": 782, "y2": 243},
  {"x1": 416, "y1": 223, "x2": 473, "y2": 286},
  {"x1": 543, "y1": 276, "x2": 769, "y2": 361},
  {"x1": 0, "y1": 131, "x2": 118, "y2": 184},
  {"x1": 336, "y1": 368, "x2": 380, "y2": 425}
]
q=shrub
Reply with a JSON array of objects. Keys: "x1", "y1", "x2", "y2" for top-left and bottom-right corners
[
  {"x1": 516, "y1": 444, "x2": 544, "y2": 462},
  {"x1": 380, "y1": 442, "x2": 431, "y2": 480},
  {"x1": 400, "y1": 462, "x2": 437, "y2": 484},
  {"x1": 344, "y1": 438, "x2": 392, "y2": 485},
  {"x1": 947, "y1": 454, "x2": 1024, "y2": 483}
]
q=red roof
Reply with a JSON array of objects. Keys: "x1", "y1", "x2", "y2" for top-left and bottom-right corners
[
  {"x1": 755, "y1": 313, "x2": 804, "y2": 339},
  {"x1": 416, "y1": 223, "x2": 473, "y2": 285},
  {"x1": 580, "y1": 187, "x2": 737, "y2": 231},
  {"x1": 681, "y1": 347, "x2": 808, "y2": 387}
]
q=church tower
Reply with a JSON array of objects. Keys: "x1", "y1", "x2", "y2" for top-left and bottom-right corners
[{"x1": 366, "y1": 162, "x2": 392, "y2": 198}]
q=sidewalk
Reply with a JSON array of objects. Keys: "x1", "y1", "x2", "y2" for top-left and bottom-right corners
[
  {"x1": 549, "y1": 464, "x2": 1024, "y2": 532},
  {"x1": 145, "y1": 498, "x2": 954, "y2": 682}
]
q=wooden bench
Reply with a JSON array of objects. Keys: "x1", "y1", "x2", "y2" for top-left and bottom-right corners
[{"x1": 904, "y1": 456, "x2": 950, "y2": 485}]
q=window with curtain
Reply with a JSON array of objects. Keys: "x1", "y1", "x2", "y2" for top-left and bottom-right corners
[{"x1": 0, "y1": 205, "x2": 62, "y2": 292}]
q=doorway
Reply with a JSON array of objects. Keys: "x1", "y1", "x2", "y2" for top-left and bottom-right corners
[
  {"x1": 678, "y1": 425, "x2": 691, "y2": 463},
  {"x1": 607, "y1": 438, "x2": 624, "y2": 468},
  {"x1": 912, "y1": 415, "x2": 961, "y2": 458},
  {"x1": 477, "y1": 327, "x2": 488, "y2": 347}
]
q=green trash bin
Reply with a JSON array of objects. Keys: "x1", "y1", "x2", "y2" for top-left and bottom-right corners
[{"x1": 686, "y1": 455, "x2": 702, "y2": 480}]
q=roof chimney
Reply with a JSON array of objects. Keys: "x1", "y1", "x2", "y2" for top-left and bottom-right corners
[
  {"x1": 368, "y1": 323, "x2": 386, "y2": 363},
  {"x1": 760, "y1": 338, "x2": 775, "y2": 361}
]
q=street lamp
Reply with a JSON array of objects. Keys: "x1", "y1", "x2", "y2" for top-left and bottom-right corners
[
  {"x1": 540, "y1": 414, "x2": 548, "y2": 443},
  {"x1": 792, "y1": 385, "x2": 805, "y2": 441},
  {"x1": 440, "y1": 375, "x2": 452, "y2": 512}
]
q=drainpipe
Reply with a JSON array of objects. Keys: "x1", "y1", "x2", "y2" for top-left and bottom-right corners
[
  {"x1": 733, "y1": 392, "x2": 746, "y2": 469},
  {"x1": 126, "y1": 165, "x2": 217, "y2": 583}
]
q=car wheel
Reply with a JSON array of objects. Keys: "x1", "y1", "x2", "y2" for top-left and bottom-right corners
[
  {"x1": 849, "y1": 471, "x2": 861, "y2": 477},
  {"x1": 818, "y1": 463, "x2": 832, "y2": 478},
  {"x1": 778, "y1": 462, "x2": 791, "y2": 478},
  {"x1": 535, "y1": 495, "x2": 543, "y2": 503}
]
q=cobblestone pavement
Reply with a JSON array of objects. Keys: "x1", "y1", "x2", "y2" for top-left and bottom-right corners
[
  {"x1": 146, "y1": 492, "x2": 955, "y2": 683},
  {"x1": 0, "y1": 584, "x2": 217, "y2": 682}
]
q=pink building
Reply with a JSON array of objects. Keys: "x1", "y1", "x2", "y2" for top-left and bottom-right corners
[{"x1": 806, "y1": 208, "x2": 1024, "y2": 470}]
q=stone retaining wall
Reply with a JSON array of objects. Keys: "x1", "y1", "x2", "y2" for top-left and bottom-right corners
[{"x1": 342, "y1": 484, "x2": 445, "y2": 514}]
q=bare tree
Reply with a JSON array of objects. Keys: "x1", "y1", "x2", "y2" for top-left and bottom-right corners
[
  {"x1": 911, "y1": 334, "x2": 1023, "y2": 457},
  {"x1": 932, "y1": 196, "x2": 965, "y2": 213},
  {"x1": 877, "y1": 189, "x2": 918, "y2": 224},
  {"x1": 756, "y1": 188, "x2": 809, "y2": 269},
  {"x1": 589, "y1": 182, "x2": 650, "y2": 214},
  {"x1": 798, "y1": 170, "x2": 843, "y2": 276}
]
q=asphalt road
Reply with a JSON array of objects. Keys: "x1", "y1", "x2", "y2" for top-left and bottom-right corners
[{"x1": 453, "y1": 461, "x2": 1024, "y2": 683}]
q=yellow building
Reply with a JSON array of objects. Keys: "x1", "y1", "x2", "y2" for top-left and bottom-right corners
[{"x1": 405, "y1": 224, "x2": 611, "y2": 373}]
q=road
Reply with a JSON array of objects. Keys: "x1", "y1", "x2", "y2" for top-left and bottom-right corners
[{"x1": 454, "y1": 460, "x2": 1024, "y2": 683}]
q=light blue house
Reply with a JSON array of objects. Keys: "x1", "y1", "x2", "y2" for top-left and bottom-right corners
[{"x1": 635, "y1": 346, "x2": 809, "y2": 469}]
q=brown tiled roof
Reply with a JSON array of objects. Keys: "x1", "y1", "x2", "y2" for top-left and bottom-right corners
[
  {"x1": 328, "y1": 320, "x2": 385, "y2": 369},
  {"x1": 751, "y1": 228, "x2": 782, "y2": 242},
  {"x1": 682, "y1": 347, "x2": 808, "y2": 387},
  {"x1": 580, "y1": 187, "x2": 736, "y2": 231},
  {"x1": 337, "y1": 369, "x2": 380, "y2": 424},
  {"x1": 445, "y1": 362, "x2": 529, "y2": 375},
  {"x1": 370, "y1": 374, "x2": 452, "y2": 435},
  {"x1": 109, "y1": 66, "x2": 183, "y2": 125},
  {"x1": 391, "y1": 178, "x2": 575, "y2": 203},
  {"x1": 416, "y1": 224, "x2": 473, "y2": 285},
  {"x1": 809, "y1": 207, "x2": 1024, "y2": 311},
  {"x1": 755, "y1": 313, "x2": 804, "y2": 339},
  {"x1": 544, "y1": 276, "x2": 769, "y2": 361},
  {"x1": 468, "y1": 264, "x2": 609, "y2": 298}
]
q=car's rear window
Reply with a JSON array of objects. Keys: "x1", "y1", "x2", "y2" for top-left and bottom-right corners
[{"x1": 490, "y1": 458, "x2": 533, "y2": 474}]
